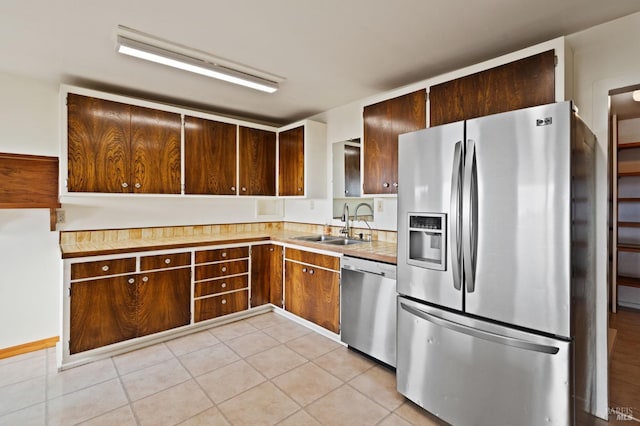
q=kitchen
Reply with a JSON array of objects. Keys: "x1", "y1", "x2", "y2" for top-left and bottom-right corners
[{"x1": 2, "y1": 2, "x2": 640, "y2": 425}]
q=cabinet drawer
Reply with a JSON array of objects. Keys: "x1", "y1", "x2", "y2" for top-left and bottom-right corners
[
  {"x1": 195, "y1": 275, "x2": 248, "y2": 298},
  {"x1": 195, "y1": 246, "x2": 249, "y2": 264},
  {"x1": 285, "y1": 248, "x2": 340, "y2": 271},
  {"x1": 195, "y1": 260, "x2": 249, "y2": 281},
  {"x1": 140, "y1": 252, "x2": 191, "y2": 271},
  {"x1": 71, "y1": 258, "x2": 136, "y2": 280},
  {"x1": 194, "y1": 290, "x2": 248, "y2": 322}
]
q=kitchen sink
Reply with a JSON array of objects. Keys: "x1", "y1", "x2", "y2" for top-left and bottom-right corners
[
  {"x1": 292, "y1": 234, "x2": 341, "y2": 242},
  {"x1": 322, "y1": 238, "x2": 366, "y2": 246}
]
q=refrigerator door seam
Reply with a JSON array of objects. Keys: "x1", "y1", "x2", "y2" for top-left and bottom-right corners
[{"x1": 399, "y1": 302, "x2": 560, "y2": 355}]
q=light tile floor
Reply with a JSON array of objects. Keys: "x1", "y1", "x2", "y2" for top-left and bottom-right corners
[{"x1": 0, "y1": 312, "x2": 444, "y2": 425}]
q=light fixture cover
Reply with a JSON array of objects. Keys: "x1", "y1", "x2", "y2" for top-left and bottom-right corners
[
  {"x1": 115, "y1": 29, "x2": 280, "y2": 93},
  {"x1": 633, "y1": 90, "x2": 640, "y2": 102}
]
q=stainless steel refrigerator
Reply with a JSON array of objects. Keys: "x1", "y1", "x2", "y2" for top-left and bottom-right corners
[{"x1": 396, "y1": 101, "x2": 598, "y2": 426}]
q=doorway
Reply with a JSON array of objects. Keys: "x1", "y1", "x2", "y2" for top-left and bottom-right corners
[{"x1": 607, "y1": 84, "x2": 640, "y2": 422}]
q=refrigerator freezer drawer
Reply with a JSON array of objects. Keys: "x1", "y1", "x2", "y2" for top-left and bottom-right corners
[{"x1": 397, "y1": 296, "x2": 571, "y2": 426}]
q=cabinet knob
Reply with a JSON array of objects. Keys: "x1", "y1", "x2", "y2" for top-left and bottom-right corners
[
  {"x1": 101, "y1": 265, "x2": 109, "y2": 272},
  {"x1": 142, "y1": 276, "x2": 149, "y2": 283},
  {"x1": 298, "y1": 187, "x2": 302, "y2": 191},
  {"x1": 241, "y1": 187, "x2": 247, "y2": 192},
  {"x1": 231, "y1": 186, "x2": 236, "y2": 191},
  {"x1": 221, "y1": 299, "x2": 227, "y2": 305},
  {"x1": 221, "y1": 282, "x2": 227, "y2": 288},
  {"x1": 135, "y1": 183, "x2": 141, "y2": 189},
  {"x1": 121, "y1": 182, "x2": 128, "y2": 188},
  {"x1": 128, "y1": 278, "x2": 135, "y2": 284},
  {"x1": 221, "y1": 266, "x2": 227, "y2": 273},
  {"x1": 302, "y1": 267, "x2": 307, "y2": 273},
  {"x1": 164, "y1": 258, "x2": 171, "y2": 264},
  {"x1": 383, "y1": 182, "x2": 389, "y2": 188},
  {"x1": 269, "y1": 248, "x2": 274, "y2": 252},
  {"x1": 221, "y1": 252, "x2": 227, "y2": 258},
  {"x1": 393, "y1": 182, "x2": 398, "y2": 188},
  {"x1": 309, "y1": 269, "x2": 315, "y2": 275}
]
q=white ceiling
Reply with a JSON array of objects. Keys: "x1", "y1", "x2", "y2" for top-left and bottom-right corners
[{"x1": 2, "y1": 1, "x2": 640, "y2": 126}]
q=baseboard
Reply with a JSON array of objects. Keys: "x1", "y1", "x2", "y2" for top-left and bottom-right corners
[{"x1": 0, "y1": 336, "x2": 59, "y2": 360}]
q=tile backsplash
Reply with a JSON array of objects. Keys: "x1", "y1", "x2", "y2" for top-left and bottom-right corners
[{"x1": 60, "y1": 221, "x2": 396, "y2": 245}]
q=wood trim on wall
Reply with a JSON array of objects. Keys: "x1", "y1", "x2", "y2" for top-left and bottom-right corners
[{"x1": 0, "y1": 336, "x2": 59, "y2": 360}]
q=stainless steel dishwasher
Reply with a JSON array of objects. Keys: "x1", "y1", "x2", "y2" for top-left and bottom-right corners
[{"x1": 340, "y1": 256, "x2": 397, "y2": 367}]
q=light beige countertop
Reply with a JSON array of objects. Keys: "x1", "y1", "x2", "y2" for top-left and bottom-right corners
[{"x1": 60, "y1": 229, "x2": 397, "y2": 264}]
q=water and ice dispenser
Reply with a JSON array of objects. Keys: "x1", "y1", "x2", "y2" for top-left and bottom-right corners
[{"x1": 407, "y1": 213, "x2": 446, "y2": 270}]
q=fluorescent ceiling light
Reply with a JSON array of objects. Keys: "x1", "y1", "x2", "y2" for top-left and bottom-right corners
[
  {"x1": 633, "y1": 90, "x2": 640, "y2": 102},
  {"x1": 116, "y1": 34, "x2": 279, "y2": 93}
]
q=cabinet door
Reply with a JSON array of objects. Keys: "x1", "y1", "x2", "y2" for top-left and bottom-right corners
[
  {"x1": 67, "y1": 94, "x2": 131, "y2": 193},
  {"x1": 278, "y1": 126, "x2": 305, "y2": 196},
  {"x1": 429, "y1": 50, "x2": 556, "y2": 126},
  {"x1": 250, "y1": 244, "x2": 283, "y2": 307},
  {"x1": 285, "y1": 261, "x2": 340, "y2": 333},
  {"x1": 184, "y1": 116, "x2": 237, "y2": 195},
  {"x1": 344, "y1": 144, "x2": 361, "y2": 197},
  {"x1": 363, "y1": 89, "x2": 426, "y2": 194},
  {"x1": 69, "y1": 276, "x2": 137, "y2": 354},
  {"x1": 130, "y1": 105, "x2": 182, "y2": 194},
  {"x1": 238, "y1": 126, "x2": 276, "y2": 195},
  {"x1": 136, "y1": 268, "x2": 191, "y2": 337}
]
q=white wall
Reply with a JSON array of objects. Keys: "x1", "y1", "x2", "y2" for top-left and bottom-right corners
[
  {"x1": 568, "y1": 10, "x2": 640, "y2": 418},
  {"x1": 0, "y1": 72, "x2": 60, "y2": 348}
]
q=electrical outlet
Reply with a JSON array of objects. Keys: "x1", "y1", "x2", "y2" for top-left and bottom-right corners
[
  {"x1": 56, "y1": 209, "x2": 66, "y2": 224},
  {"x1": 376, "y1": 200, "x2": 384, "y2": 213}
]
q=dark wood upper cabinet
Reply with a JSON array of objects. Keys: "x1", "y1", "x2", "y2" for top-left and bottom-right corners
[
  {"x1": 429, "y1": 50, "x2": 556, "y2": 126},
  {"x1": 67, "y1": 94, "x2": 181, "y2": 194},
  {"x1": 130, "y1": 106, "x2": 181, "y2": 194},
  {"x1": 184, "y1": 116, "x2": 237, "y2": 195},
  {"x1": 0, "y1": 153, "x2": 60, "y2": 208},
  {"x1": 363, "y1": 89, "x2": 426, "y2": 194},
  {"x1": 238, "y1": 126, "x2": 276, "y2": 196},
  {"x1": 278, "y1": 126, "x2": 305, "y2": 196},
  {"x1": 67, "y1": 94, "x2": 130, "y2": 193}
]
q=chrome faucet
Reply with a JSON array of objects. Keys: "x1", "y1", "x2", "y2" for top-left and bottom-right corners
[
  {"x1": 341, "y1": 203, "x2": 350, "y2": 238},
  {"x1": 355, "y1": 202, "x2": 374, "y2": 238}
]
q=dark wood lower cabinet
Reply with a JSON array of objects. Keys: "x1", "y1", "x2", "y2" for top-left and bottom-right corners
[
  {"x1": 251, "y1": 244, "x2": 283, "y2": 308},
  {"x1": 70, "y1": 276, "x2": 137, "y2": 354},
  {"x1": 284, "y1": 260, "x2": 340, "y2": 333},
  {"x1": 137, "y1": 268, "x2": 191, "y2": 337},
  {"x1": 69, "y1": 268, "x2": 190, "y2": 354}
]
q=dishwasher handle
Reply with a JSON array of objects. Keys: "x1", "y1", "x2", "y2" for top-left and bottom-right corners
[{"x1": 342, "y1": 264, "x2": 386, "y2": 276}]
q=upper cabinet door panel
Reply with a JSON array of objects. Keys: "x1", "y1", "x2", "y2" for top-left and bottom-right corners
[
  {"x1": 67, "y1": 94, "x2": 131, "y2": 193},
  {"x1": 239, "y1": 126, "x2": 276, "y2": 196},
  {"x1": 363, "y1": 89, "x2": 426, "y2": 194},
  {"x1": 130, "y1": 106, "x2": 182, "y2": 194},
  {"x1": 278, "y1": 126, "x2": 305, "y2": 196},
  {"x1": 429, "y1": 50, "x2": 556, "y2": 126},
  {"x1": 184, "y1": 116, "x2": 237, "y2": 195}
]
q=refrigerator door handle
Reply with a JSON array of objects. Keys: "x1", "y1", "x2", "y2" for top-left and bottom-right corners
[
  {"x1": 399, "y1": 302, "x2": 560, "y2": 355},
  {"x1": 462, "y1": 139, "x2": 478, "y2": 292},
  {"x1": 450, "y1": 141, "x2": 463, "y2": 290}
]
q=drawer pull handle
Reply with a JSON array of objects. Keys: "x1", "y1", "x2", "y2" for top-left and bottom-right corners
[
  {"x1": 221, "y1": 299, "x2": 227, "y2": 305},
  {"x1": 164, "y1": 258, "x2": 171, "y2": 264},
  {"x1": 221, "y1": 283, "x2": 227, "y2": 288},
  {"x1": 128, "y1": 278, "x2": 135, "y2": 284},
  {"x1": 222, "y1": 252, "x2": 227, "y2": 258},
  {"x1": 221, "y1": 266, "x2": 227, "y2": 272},
  {"x1": 102, "y1": 265, "x2": 109, "y2": 272},
  {"x1": 142, "y1": 276, "x2": 149, "y2": 283}
]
